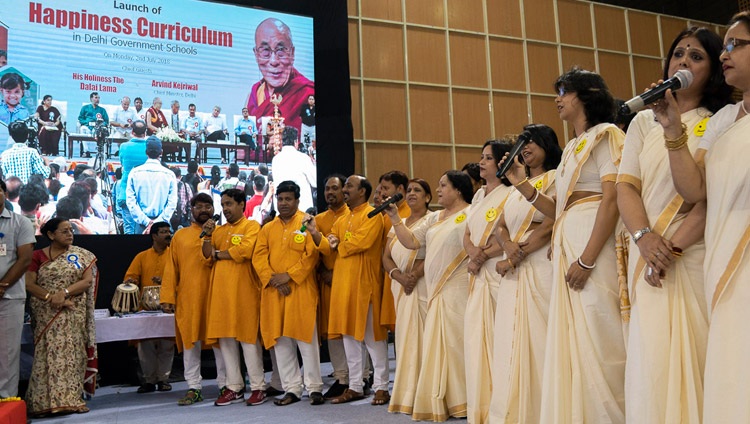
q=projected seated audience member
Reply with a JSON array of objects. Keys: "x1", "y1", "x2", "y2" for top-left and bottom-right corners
[
  {"x1": 167, "y1": 100, "x2": 188, "y2": 161},
  {"x1": 271, "y1": 127, "x2": 316, "y2": 213},
  {"x1": 203, "y1": 105, "x2": 229, "y2": 163},
  {"x1": 235, "y1": 107, "x2": 257, "y2": 149},
  {"x1": 248, "y1": 18, "x2": 314, "y2": 135},
  {"x1": 34, "y1": 95, "x2": 63, "y2": 156},
  {"x1": 1, "y1": 121, "x2": 48, "y2": 184},
  {"x1": 146, "y1": 97, "x2": 168, "y2": 136},
  {"x1": 77, "y1": 91, "x2": 109, "y2": 156},
  {"x1": 54, "y1": 196, "x2": 92, "y2": 235},
  {"x1": 126, "y1": 137, "x2": 178, "y2": 234},
  {"x1": 66, "y1": 181, "x2": 109, "y2": 235},
  {"x1": 0, "y1": 49, "x2": 6, "y2": 67},
  {"x1": 182, "y1": 104, "x2": 203, "y2": 144},
  {"x1": 111, "y1": 96, "x2": 137, "y2": 141},
  {"x1": 0, "y1": 72, "x2": 30, "y2": 125}
]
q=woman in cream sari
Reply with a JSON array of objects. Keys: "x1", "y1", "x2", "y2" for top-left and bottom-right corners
[
  {"x1": 462, "y1": 139, "x2": 513, "y2": 423},
  {"x1": 385, "y1": 179, "x2": 433, "y2": 415},
  {"x1": 657, "y1": 12, "x2": 750, "y2": 423},
  {"x1": 617, "y1": 27, "x2": 731, "y2": 424},
  {"x1": 509, "y1": 68, "x2": 626, "y2": 423},
  {"x1": 25, "y1": 218, "x2": 97, "y2": 417},
  {"x1": 489, "y1": 124, "x2": 561, "y2": 423},
  {"x1": 385, "y1": 171, "x2": 474, "y2": 422}
]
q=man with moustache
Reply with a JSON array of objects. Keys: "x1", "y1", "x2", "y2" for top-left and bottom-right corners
[
  {"x1": 310, "y1": 174, "x2": 350, "y2": 398},
  {"x1": 77, "y1": 91, "x2": 109, "y2": 156},
  {"x1": 247, "y1": 18, "x2": 314, "y2": 135},
  {"x1": 202, "y1": 189, "x2": 267, "y2": 406},
  {"x1": 306, "y1": 175, "x2": 390, "y2": 405},
  {"x1": 161, "y1": 193, "x2": 227, "y2": 405},
  {"x1": 123, "y1": 222, "x2": 176, "y2": 393},
  {"x1": 254, "y1": 181, "x2": 323, "y2": 406}
]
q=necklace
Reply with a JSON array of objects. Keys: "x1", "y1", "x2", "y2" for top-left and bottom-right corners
[{"x1": 742, "y1": 100, "x2": 749, "y2": 116}]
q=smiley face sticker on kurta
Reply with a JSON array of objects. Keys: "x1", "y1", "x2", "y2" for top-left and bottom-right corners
[
  {"x1": 485, "y1": 208, "x2": 497, "y2": 222},
  {"x1": 344, "y1": 231, "x2": 353, "y2": 241},
  {"x1": 293, "y1": 233, "x2": 305, "y2": 244},
  {"x1": 231, "y1": 235, "x2": 242, "y2": 245},
  {"x1": 575, "y1": 138, "x2": 587, "y2": 154},
  {"x1": 694, "y1": 117, "x2": 709, "y2": 137},
  {"x1": 455, "y1": 213, "x2": 466, "y2": 224}
]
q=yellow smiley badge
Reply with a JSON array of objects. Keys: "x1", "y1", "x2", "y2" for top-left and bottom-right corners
[
  {"x1": 693, "y1": 117, "x2": 709, "y2": 137},
  {"x1": 485, "y1": 208, "x2": 497, "y2": 222},
  {"x1": 574, "y1": 138, "x2": 587, "y2": 154},
  {"x1": 454, "y1": 213, "x2": 466, "y2": 224},
  {"x1": 534, "y1": 179, "x2": 544, "y2": 190},
  {"x1": 231, "y1": 235, "x2": 242, "y2": 246},
  {"x1": 344, "y1": 231, "x2": 353, "y2": 241},
  {"x1": 293, "y1": 234, "x2": 305, "y2": 244}
]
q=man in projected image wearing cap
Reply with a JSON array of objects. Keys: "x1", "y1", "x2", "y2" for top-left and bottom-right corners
[
  {"x1": 247, "y1": 18, "x2": 314, "y2": 136},
  {"x1": 126, "y1": 137, "x2": 177, "y2": 234}
]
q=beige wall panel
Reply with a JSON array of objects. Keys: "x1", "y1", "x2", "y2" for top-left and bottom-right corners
[
  {"x1": 354, "y1": 141, "x2": 364, "y2": 174},
  {"x1": 452, "y1": 89, "x2": 493, "y2": 145},
  {"x1": 530, "y1": 95, "x2": 565, "y2": 142},
  {"x1": 405, "y1": 0, "x2": 445, "y2": 27},
  {"x1": 447, "y1": 0, "x2": 485, "y2": 32},
  {"x1": 660, "y1": 16, "x2": 689, "y2": 56},
  {"x1": 524, "y1": 0, "x2": 557, "y2": 42},
  {"x1": 412, "y1": 145, "x2": 454, "y2": 185},
  {"x1": 348, "y1": 0, "x2": 358, "y2": 17},
  {"x1": 493, "y1": 92, "x2": 529, "y2": 135},
  {"x1": 456, "y1": 146, "x2": 482, "y2": 170},
  {"x1": 487, "y1": 0, "x2": 522, "y2": 37},
  {"x1": 598, "y1": 52, "x2": 634, "y2": 100},
  {"x1": 558, "y1": 0, "x2": 594, "y2": 47},
  {"x1": 362, "y1": 22, "x2": 405, "y2": 80},
  {"x1": 351, "y1": 81, "x2": 363, "y2": 140},
  {"x1": 489, "y1": 38, "x2": 526, "y2": 91},
  {"x1": 349, "y1": 20, "x2": 360, "y2": 77},
  {"x1": 632, "y1": 56, "x2": 664, "y2": 97},
  {"x1": 409, "y1": 86, "x2": 452, "y2": 143},
  {"x1": 365, "y1": 144, "x2": 411, "y2": 182},
  {"x1": 449, "y1": 33, "x2": 489, "y2": 88},
  {"x1": 527, "y1": 42, "x2": 560, "y2": 93},
  {"x1": 407, "y1": 27, "x2": 449, "y2": 84},
  {"x1": 594, "y1": 5, "x2": 628, "y2": 52},
  {"x1": 629, "y1": 11, "x2": 661, "y2": 57},
  {"x1": 361, "y1": 0, "x2": 403, "y2": 21},
  {"x1": 561, "y1": 46, "x2": 596, "y2": 72},
  {"x1": 363, "y1": 82, "x2": 408, "y2": 141}
]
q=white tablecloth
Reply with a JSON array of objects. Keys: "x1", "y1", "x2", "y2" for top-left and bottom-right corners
[{"x1": 22, "y1": 312, "x2": 175, "y2": 344}]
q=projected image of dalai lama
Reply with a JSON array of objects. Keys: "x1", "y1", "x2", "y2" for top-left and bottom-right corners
[{"x1": 247, "y1": 18, "x2": 314, "y2": 136}]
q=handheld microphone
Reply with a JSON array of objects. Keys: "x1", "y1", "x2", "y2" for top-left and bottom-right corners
[
  {"x1": 199, "y1": 214, "x2": 221, "y2": 238},
  {"x1": 367, "y1": 193, "x2": 404, "y2": 218},
  {"x1": 620, "y1": 69, "x2": 693, "y2": 115},
  {"x1": 496, "y1": 133, "x2": 531, "y2": 179}
]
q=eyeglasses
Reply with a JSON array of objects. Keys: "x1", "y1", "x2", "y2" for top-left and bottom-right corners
[
  {"x1": 55, "y1": 228, "x2": 74, "y2": 234},
  {"x1": 255, "y1": 46, "x2": 291, "y2": 60},
  {"x1": 723, "y1": 38, "x2": 750, "y2": 54}
]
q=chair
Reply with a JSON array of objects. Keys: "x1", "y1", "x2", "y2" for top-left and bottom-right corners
[
  {"x1": 233, "y1": 114, "x2": 261, "y2": 163},
  {"x1": 51, "y1": 99, "x2": 67, "y2": 156}
]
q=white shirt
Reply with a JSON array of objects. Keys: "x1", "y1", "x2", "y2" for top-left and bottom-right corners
[
  {"x1": 271, "y1": 145, "x2": 317, "y2": 212},
  {"x1": 203, "y1": 115, "x2": 226, "y2": 134},
  {"x1": 112, "y1": 108, "x2": 137, "y2": 137}
]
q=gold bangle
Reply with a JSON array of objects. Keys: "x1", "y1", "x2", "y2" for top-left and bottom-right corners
[
  {"x1": 44, "y1": 292, "x2": 51, "y2": 301},
  {"x1": 514, "y1": 177, "x2": 529, "y2": 188},
  {"x1": 507, "y1": 258, "x2": 514, "y2": 268},
  {"x1": 392, "y1": 220, "x2": 403, "y2": 227},
  {"x1": 664, "y1": 124, "x2": 688, "y2": 150}
]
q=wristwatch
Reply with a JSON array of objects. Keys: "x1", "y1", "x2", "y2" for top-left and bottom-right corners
[{"x1": 632, "y1": 227, "x2": 651, "y2": 244}]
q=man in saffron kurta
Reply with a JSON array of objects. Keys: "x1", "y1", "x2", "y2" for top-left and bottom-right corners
[
  {"x1": 314, "y1": 174, "x2": 350, "y2": 399},
  {"x1": 247, "y1": 18, "x2": 314, "y2": 135},
  {"x1": 253, "y1": 181, "x2": 323, "y2": 406},
  {"x1": 123, "y1": 222, "x2": 175, "y2": 394},
  {"x1": 377, "y1": 171, "x2": 411, "y2": 330},
  {"x1": 161, "y1": 192, "x2": 226, "y2": 406},
  {"x1": 308, "y1": 175, "x2": 389, "y2": 405},
  {"x1": 203, "y1": 189, "x2": 267, "y2": 407}
]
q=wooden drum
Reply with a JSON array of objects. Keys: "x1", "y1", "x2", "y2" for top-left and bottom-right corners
[
  {"x1": 141, "y1": 286, "x2": 161, "y2": 311},
  {"x1": 111, "y1": 282, "x2": 140, "y2": 313}
]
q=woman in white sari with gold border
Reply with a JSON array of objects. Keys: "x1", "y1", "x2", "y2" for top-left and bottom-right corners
[
  {"x1": 462, "y1": 139, "x2": 514, "y2": 424},
  {"x1": 617, "y1": 27, "x2": 732, "y2": 424},
  {"x1": 655, "y1": 12, "x2": 750, "y2": 423},
  {"x1": 508, "y1": 68, "x2": 626, "y2": 423},
  {"x1": 385, "y1": 179, "x2": 433, "y2": 415},
  {"x1": 385, "y1": 171, "x2": 474, "y2": 422},
  {"x1": 489, "y1": 124, "x2": 561, "y2": 424}
]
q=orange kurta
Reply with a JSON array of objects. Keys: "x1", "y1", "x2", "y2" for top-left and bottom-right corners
[
  {"x1": 124, "y1": 246, "x2": 169, "y2": 293},
  {"x1": 380, "y1": 201, "x2": 411, "y2": 329},
  {"x1": 205, "y1": 216, "x2": 262, "y2": 345},
  {"x1": 254, "y1": 211, "x2": 320, "y2": 349},
  {"x1": 161, "y1": 224, "x2": 214, "y2": 352},
  {"x1": 320, "y1": 202, "x2": 387, "y2": 342},
  {"x1": 314, "y1": 204, "x2": 348, "y2": 339}
]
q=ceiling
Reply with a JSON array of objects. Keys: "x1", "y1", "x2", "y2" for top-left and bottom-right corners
[{"x1": 595, "y1": 0, "x2": 739, "y2": 25}]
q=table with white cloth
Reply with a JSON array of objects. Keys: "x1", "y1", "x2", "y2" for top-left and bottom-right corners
[{"x1": 22, "y1": 311, "x2": 175, "y2": 344}]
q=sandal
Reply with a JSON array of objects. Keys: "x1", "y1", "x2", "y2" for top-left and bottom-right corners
[
  {"x1": 157, "y1": 382, "x2": 172, "y2": 392},
  {"x1": 178, "y1": 389, "x2": 203, "y2": 406},
  {"x1": 371, "y1": 390, "x2": 390, "y2": 406},
  {"x1": 330, "y1": 389, "x2": 365, "y2": 404},
  {"x1": 273, "y1": 392, "x2": 300, "y2": 406}
]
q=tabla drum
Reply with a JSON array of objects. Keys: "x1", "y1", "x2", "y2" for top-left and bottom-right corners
[
  {"x1": 111, "y1": 282, "x2": 140, "y2": 313},
  {"x1": 141, "y1": 286, "x2": 161, "y2": 311}
]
